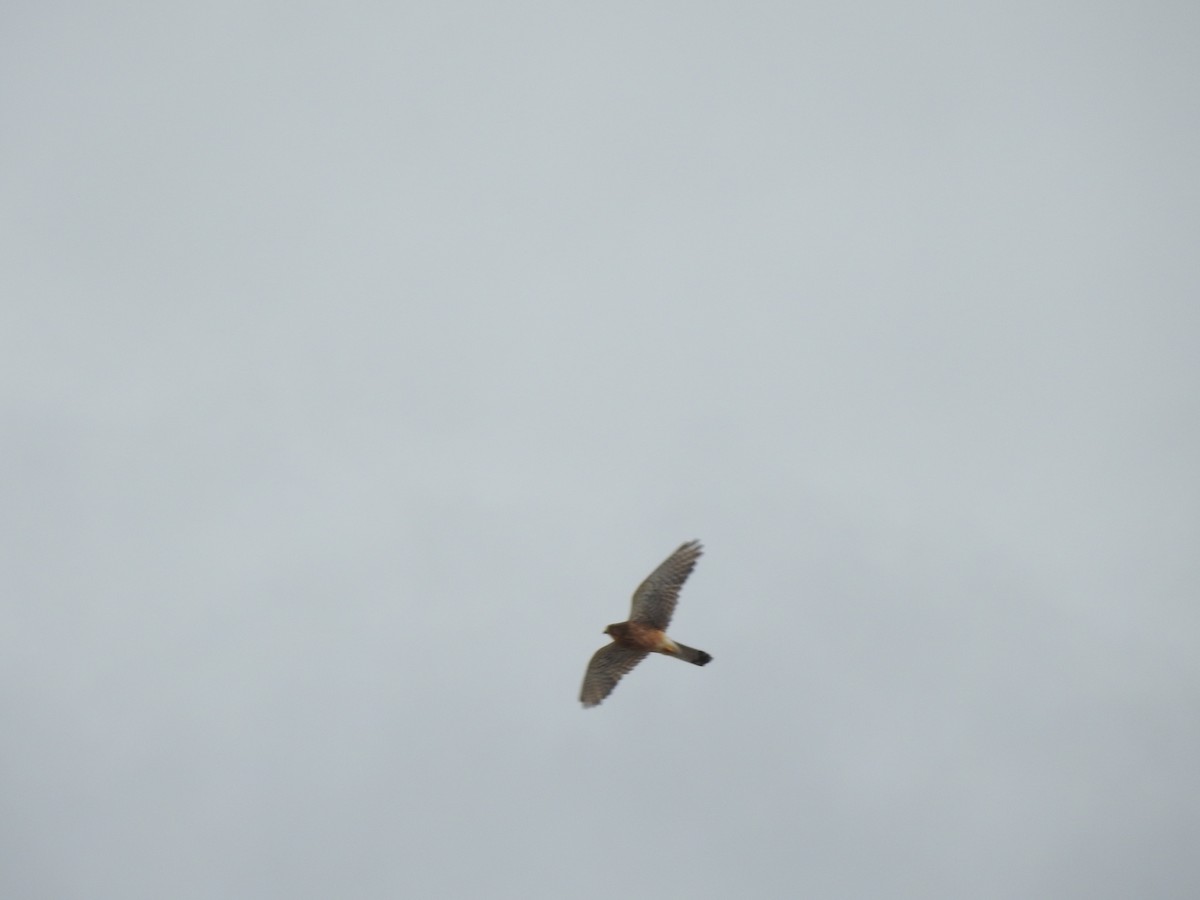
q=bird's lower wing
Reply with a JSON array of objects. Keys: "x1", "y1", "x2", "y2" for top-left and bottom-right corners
[{"x1": 580, "y1": 643, "x2": 648, "y2": 708}]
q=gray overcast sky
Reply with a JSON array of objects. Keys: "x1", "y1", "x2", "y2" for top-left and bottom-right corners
[{"x1": 3, "y1": 3, "x2": 1199, "y2": 898}]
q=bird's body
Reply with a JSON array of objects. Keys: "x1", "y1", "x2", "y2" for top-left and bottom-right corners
[
  {"x1": 579, "y1": 540, "x2": 713, "y2": 708},
  {"x1": 603, "y1": 621, "x2": 711, "y2": 664}
]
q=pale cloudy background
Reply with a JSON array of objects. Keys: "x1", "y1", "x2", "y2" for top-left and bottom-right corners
[{"x1": 3, "y1": 2, "x2": 1198, "y2": 898}]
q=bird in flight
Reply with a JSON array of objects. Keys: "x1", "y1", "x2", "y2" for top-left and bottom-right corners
[{"x1": 579, "y1": 539, "x2": 713, "y2": 708}]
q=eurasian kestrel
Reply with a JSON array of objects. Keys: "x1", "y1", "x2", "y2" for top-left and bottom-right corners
[{"x1": 579, "y1": 539, "x2": 713, "y2": 708}]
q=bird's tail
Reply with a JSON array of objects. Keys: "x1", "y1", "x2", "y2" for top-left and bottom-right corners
[{"x1": 671, "y1": 642, "x2": 712, "y2": 666}]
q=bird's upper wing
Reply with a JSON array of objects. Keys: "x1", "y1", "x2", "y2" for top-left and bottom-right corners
[
  {"x1": 580, "y1": 643, "x2": 648, "y2": 708},
  {"x1": 628, "y1": 539, "x2": 703, "y2": 630}
]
